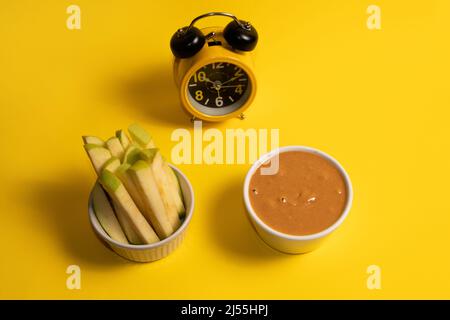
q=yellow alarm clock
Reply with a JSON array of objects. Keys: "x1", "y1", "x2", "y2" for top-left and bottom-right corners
[{"x1": 170, "y1": 12, "x2": 258, "y2": 122}]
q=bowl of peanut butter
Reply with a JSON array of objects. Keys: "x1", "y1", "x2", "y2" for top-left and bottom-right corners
[{"x1": 243, "y1": 146, "x2": 353, "y2": 254}]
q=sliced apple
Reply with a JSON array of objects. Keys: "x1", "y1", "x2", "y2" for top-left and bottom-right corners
[
  {"x1": 128, "y1": 123, "x2": 155, "y2": 148},
  {"x1": 115, "y1": 163, "x2": 146, "y2": 215},
  {"x1": 84, "y1": 144, "x2": 112, "y2": 175},
  {"x1": 139, "y1": 149, "x2": 180, "y2": 229},
  {"x1": 101, "y1": 160, "x2": 144, "y2": 243},
  {"x1": 101, "y1": 159, "x2": 142, "y2": 244},
  {"x1": 99, "y1": 169, "x2": 159, "y2": 244},
  {"x1": 82, "y1": 136, "x2": 104, "y2": 146},
  {"x1": 115, "y1": 129, "x2": 131, "y2": 150},
  {"x1": 111, "y1": 201, "x2": 144, "y2": 245},
  {"x1": 153, "y1": 153, "x2": 185, "y2": 216},
  {"x1": 102, "y1": 157, "x2": 121, "y2": 172},
  {"x1": 140, "y1": 148, "x2": 158, "y2": 162},
  {"x1": 163, "y1": 162, "x2": 186, "y2": 218},
  {"x1": 128, "y1": 160, "x2": 174, "y2": 239},
  {"x1": 158, "y1": 153, "x2": 184, "y2": 215},
  {"x1": 92, "y1": 184, "x2": 128, "y2": 244},
  {"x1": 123, "y1": 145, "x2": 142, "y2": 165},
  {"x1": 105, "y1": 137, "x2": 125, "y2": 160}
]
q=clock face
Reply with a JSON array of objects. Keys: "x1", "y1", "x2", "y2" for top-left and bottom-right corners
[{"x1": 187, "y1": 62, "x2": 251, "y2": 113}]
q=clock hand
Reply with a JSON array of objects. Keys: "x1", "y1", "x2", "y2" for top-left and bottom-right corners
[
  {"x1": 221, "y1": 76, "x2": 240, "y2": 86},
  {"x1": 219, "y1": 85, "x2": 243, "y2": 88},
  {"x1": 216, "y1": 88, "x2": 221, "y2": 98}
]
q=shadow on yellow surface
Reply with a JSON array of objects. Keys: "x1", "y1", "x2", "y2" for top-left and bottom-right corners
[
  {"x1": 208, "y1": 175, "x2": 292, "y2": 262},
  {"x1": 116, "y1": 65, "x2": 191, "y2": 127},
  {"x1": 24, "y1": 171, "x2": 129, "y2": 268}
]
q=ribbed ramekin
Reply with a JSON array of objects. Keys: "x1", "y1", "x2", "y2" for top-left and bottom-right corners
[{"x1": 88, "y1": 164, "x2": 194, "y2": 262}]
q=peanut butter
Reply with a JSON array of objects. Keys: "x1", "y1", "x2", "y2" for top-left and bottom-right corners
[{"x1": 249, "y1": 151, "x2": 347, "y2": 236}]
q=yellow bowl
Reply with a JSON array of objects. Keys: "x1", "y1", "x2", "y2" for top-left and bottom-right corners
[{"x1": 88, "y1": 164, "x2": 194, "y2": 262}]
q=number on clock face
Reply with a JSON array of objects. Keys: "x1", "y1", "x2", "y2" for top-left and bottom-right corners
[{"x1": 187, "y1": 62, "x2": 249, "y2": 108}]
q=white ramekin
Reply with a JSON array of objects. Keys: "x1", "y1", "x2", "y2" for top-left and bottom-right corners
[
  {"x1": 243, "y1": 146, "x2": 353, "y2": 254},
  {"x1": 88, "y1": 164, "x2": 194, "y2": 262}
]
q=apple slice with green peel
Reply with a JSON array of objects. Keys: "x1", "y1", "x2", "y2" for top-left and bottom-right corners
[
  {"x1": 103, "y1": 157, "x2": 142, "y2": 244},
  {"x1": 163, "y1": 162, "x2": 185, "y2": 218},
  {"x1": 115, "y1": 130, "x2": 131, "y2": 150},
  {"x1": 128, "y1": 123, "x2": 155, "y2": 149},
  {"x1": 82, "y1": 136, "x2": 104, "y2": 146},
  {"x1": 111, "y1": 200, "x2": 143, "y2": 245},
  {"x1": 99, "y1": 169, "x2": 159, "y2": 244},
  {"x1": 101, "y1": 159, "x2": 143, "y2": 244},
  {"x1": 128, "y1": 160, "x2": 174, "y2": 239},
  {"x1": 84, "y1": 144, "x2": 112, "y2": 175},
  {"x1": 141, "y1": 148, "x2": 185, "y2": 218},
  {"x1": 105, "y1": 137, "x2": 125, "y2": 160},
  {"x1": 115, "y1": 163, "x2": 147, "y2": 215},
  {"x1": 158, "y1": 154, "x2": 185, "y2": 216},
  {"x1": 123, "y1": 145, "x2": 142, "y2": 165},
  {"x1": 139, "y1": 149, "x2": 181, "y2": 229},
  {"x1": 140, "y1": 148, "x2": 159, "y2": 162},
  {"x1": 102, "y1": 157, "x2": 121, "y2": 172},
  {"x1": 92, "y1": 184, "x2": 128, "y2": 244}
]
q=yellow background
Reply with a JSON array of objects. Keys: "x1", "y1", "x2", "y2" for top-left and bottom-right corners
[{"x1": 1, "y1": 0, "x2": 449, "y2": 299}]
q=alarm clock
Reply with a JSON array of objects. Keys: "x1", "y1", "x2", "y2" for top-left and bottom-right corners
[{"x1": 170, "y1": 12, "x2": 258, "y2": 122}]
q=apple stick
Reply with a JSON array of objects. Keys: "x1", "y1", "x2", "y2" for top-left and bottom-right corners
[
  {"x1": 115, "y1": 163, "x2": 147, "y2": 215},
  {"x1": 84, "y1": 144, "x2": 112, "y2": 175},
  {"x1": 128, "y1": 160, "x2": 174, "y2": 239},
  {"x1": 99, "y1": 169, "x2": 159, "y2": 244},
  {"x1": 155, "y1": 153, "x2": 185, "y2": 218},
  {"x1": 111, "y1": 202, "x2": 144, "y2": 245},
  {"x1": 102, "y1": 160, "x2": 149, "y2": 244},
  {"x1": 82, "y1": 136, "x2": 104, "y2": 146},
  {"x1": 128, "y1": 123, "x2": 155, "y2": 149},
  {"x1": 106, "y1": 137, "x2": 125, "y2": 160},
  {"x1": 103, "y1": 157, "x2": 121, "y2": 172},
  {"x1": 116, "y1": 130, "x2": 131, "y2": 150},
  {"x1": 123, "y1": 145, "x2": 142, "y2": 165},
  {"x1": 140, "y1": 149, "x2": 181, "y2": 229},
  {"x1": 162, "y1": 162, "x2": 185, "y2": 218},
  {"x1": 92, "y1": 184, "x2": 128, "y2": 244}
]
